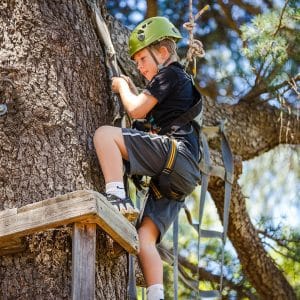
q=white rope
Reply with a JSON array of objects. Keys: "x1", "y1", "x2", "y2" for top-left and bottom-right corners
[{"x1": 183, "y1": 2, "x2": 209, "y2": 76}]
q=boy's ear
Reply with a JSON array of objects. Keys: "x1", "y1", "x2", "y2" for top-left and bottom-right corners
[{"x1": 159, "y1": 46, "x2": 170, "y2": 59}]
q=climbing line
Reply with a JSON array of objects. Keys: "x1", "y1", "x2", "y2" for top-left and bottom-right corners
[
  {"x1": 183, "y1": 2, "x2": 209, "y2": 76},
  {"x1": 85, "y1": 2, "x2": 139, "y2": 299}
]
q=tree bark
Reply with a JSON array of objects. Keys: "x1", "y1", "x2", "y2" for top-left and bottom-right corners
[
  {"x1": 146, "y1": 0, "x2": 158, "y2": 18},
  {"x1": 0, "y1": 1, "x2": 127, "y2": 298},
  {"x1": 203, "y1": 96, "x2": 300, "y2": 160}
]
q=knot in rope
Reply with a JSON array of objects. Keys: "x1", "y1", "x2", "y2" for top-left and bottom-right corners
[
  {"x1": 184, "y1": 33, "x2": 205, "y2": 63},
  {"x1": 183, "y1": 21, "x2": 195, "y2": 32},
  {"x1": 183, "y1": 3, "x2": 209, "y2": 75}
]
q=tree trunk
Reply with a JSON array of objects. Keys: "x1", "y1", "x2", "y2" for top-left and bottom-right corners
[
  {"x1": 146, "y1": 0, "x2": 158, "y2": 18},
  {"x1": 0, "y1": 1, "x2": 127, "y2": 298}
]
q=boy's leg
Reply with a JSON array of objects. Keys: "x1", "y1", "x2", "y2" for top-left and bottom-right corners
[
  {"x1": 93, "y1": 125, "x2": 128, "y2": 182},
  {"x1": 93, "y1": 125, "x2": 139, "y2": 220},
  {"x1": 138, "y1": 216, "x2": 164, "y2": 300}
]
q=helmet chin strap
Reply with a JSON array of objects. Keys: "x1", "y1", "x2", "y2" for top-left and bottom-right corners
[{"x1": 147, "y1": 48, "x2": 172, "y2": 71}]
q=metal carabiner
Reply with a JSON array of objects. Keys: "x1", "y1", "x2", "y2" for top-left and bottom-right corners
[{"x1": 0, "y1": 104, "x2": 7, "y2": 116}]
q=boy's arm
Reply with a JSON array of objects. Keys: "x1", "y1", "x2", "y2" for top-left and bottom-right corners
[{"x1": 112, "y1": 77, "x2": 157, "y2": 119}]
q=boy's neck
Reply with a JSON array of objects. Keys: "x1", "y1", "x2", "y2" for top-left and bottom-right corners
[{"x1": 157, "y1": 56, "x2": 178, "y2": 71}]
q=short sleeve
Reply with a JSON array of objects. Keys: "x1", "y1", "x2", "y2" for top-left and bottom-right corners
[{"x1": 143, "y1": 67, "x2": 178, "y2": 103}]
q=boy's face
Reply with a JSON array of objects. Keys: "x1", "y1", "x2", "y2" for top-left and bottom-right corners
[{"x1": 133, "y1": 47, "x2": 166, "y2": 81}]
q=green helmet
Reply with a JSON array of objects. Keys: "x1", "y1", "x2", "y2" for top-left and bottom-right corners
[{"x1": 129, "y1": 17, "x2": 182, "y2": 58}]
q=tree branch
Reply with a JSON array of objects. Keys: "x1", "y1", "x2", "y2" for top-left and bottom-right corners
[
  {"x1": 157, "y1": 243, "x2": 257, "y2": 299},
  {"x1": 258, "y1": 229, "x2": 300, "y2": 260},
  {"x1": 262, "y1": 240, "x2": 300, "y2": 262},
  {"x1": 230, "y1": 0, "x2": 262, "y2": 15},
  {"x1": 273, "y1": 0, "x2": 289, "y2": 36},
  {"x1": 216, "y1": 0, "x2": 242, "y2": 36},
  {"x1": 242, "y1": 74, "x2": 300, "y2": 103},
  {"x1": 203, "y1": 94, "x2": 300, "y2": 161}
]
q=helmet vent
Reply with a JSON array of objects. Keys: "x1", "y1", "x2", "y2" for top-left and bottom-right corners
[{"x1": 137, "y1": 30, "x2": 145, "y2": 41}]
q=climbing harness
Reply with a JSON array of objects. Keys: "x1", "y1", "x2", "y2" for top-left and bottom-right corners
[
  {"x1": 86, "y1": 1, "x2": 234, "y2": 297},
  {"x1": 158, "y1": 91, "x2": 202, "y2": 136}
]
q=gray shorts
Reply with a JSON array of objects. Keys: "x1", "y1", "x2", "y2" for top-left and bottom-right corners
[{"x1": 122, "y1": 128, "x2": 200, "y2": 242}]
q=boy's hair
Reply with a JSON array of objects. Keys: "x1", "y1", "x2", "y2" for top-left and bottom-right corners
[{"x1": 149, "y1": 38, "x2": 178, "y2": 59}]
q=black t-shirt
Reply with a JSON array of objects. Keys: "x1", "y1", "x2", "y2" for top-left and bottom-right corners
[{"x1": 144, "y1": 62, "x2": 201, "y2": 160}]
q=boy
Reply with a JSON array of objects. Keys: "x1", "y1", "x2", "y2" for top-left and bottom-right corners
[{"x1": 94, "y1": 17, "x2": 201, "y2": 300}]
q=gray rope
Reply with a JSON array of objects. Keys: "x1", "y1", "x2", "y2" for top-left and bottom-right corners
[{"x1": 183, "y1": 2, "x2": 209, "y2": 76}]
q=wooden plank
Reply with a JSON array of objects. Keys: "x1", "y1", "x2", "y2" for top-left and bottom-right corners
[
  {"x1": 0, "y1": 190, "x2": 139, "y2": 255},
  {"x1": 0, "y1": 237, "x2": 27, "y2": 256},
  {"x1": 72, "y1": 223, "x2": 96, "y2": 300},
  {"x1": 90, "y1": 191, "x2": 139, "y2": 254}
]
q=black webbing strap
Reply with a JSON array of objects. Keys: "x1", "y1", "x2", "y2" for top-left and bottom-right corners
[
  {"x1": 127, "y1": 253, "x2": 137, "y2": 300},
  {"x1": 181, "y1": 122, "x2": 234, "y2": 298},
  {"x1": 177, "y1": 132, "x2": 221, "y2": 299},
  {"x1": 196, "y1": 132, "x2": 221, "y2": 299},
  {"x1": 159, "y1": 94, "x2": 202, "y2": 136}
]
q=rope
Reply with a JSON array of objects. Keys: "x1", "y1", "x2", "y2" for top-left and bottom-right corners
[
  {"x1": 183, "y1": 2, "x2": 209, "y2": 76},
  {"x1": 85, "y1": 2, "x2": 138, "y2": 298}
]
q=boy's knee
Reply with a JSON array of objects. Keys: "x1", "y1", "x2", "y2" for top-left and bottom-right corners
[
  {"x1": 94, "y1": 125, "x2": 112, "y2": 142},
  {"x1": 138, "y1": 219, "x2": 160, "y2": 246}
]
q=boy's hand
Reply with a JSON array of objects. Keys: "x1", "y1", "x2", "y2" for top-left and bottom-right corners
[
  {"x1": 111, "y1": 76, "x2": 127, "y2": 93},
  {"x1": 120, "y1": 75, "x2": 138, "y2": 95}
]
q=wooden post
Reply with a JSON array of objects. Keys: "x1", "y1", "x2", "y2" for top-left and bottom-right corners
[{"x1": 72, "y1": 222, "x2": 96, "y2": 300}]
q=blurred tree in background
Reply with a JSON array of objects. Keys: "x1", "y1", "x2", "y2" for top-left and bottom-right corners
[{"x1": 108, "y1": 0, "x2": 299, "y2": 299}]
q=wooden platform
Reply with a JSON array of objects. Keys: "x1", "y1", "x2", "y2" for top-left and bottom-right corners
[{"x1": 0, "y1": 190, "x2": 139, "y2": 255}]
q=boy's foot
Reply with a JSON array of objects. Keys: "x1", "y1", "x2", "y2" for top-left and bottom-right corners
[{"x1": 106, "y1": 194, "x2": 139, "y2": 222}]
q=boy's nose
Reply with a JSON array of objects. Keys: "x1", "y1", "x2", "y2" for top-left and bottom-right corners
[{"x1": 137, "y1": 63, "x2": 144, "y2": 72}]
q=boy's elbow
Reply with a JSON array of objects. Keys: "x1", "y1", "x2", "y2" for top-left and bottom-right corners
[{"x1": 127, "y1": 108, "x2": 143, "y2": 119}]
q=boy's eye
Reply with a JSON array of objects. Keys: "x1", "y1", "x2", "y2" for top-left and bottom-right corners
[{"x1": 134, "y1": 56, "x2": 146, "y2": 67}]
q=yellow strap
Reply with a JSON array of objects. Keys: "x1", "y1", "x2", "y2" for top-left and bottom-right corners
[
  {"x1": 165, "y1": 139, "x2": 177, "y2": 170},
  {"x1": 150, "y1": 181, "x2": 163, "y2": 199}
]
